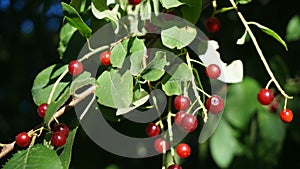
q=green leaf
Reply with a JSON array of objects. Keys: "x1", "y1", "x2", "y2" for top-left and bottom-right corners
[
  {"x1": 70, "y1": 72, "x2": 95, "y2": 94},
  {"x1": 210, "y1": 119, "x2": 239, "y2": 168},
  {"x1": 59, "y1": 127, "x2": 78, "y2": 169},
  {"x1": 3, "y1": 144, "x2": 63, "y2": 169},
  {"x1": 116, "y1": 94, "x2": 149, "y2": 115},
  {"x1": 236, "y1": 0, "x2": 252, "y2": 4},
  {"x1": 151, "y1": 0, "x2": 160, "y2": 16},
  {"x1": 61, "y1": 2, "x2": 92, "y2": 38},
  {"x1": 161, "y1": 26, "x2": 197, "y2": 49},
  {"x1": 179, "y1": 0, "x2": 202, "y2": 24},
  {"x1": 140, "y1": 0, "x2": 152, "y2": 20},
  {"x1": 224, "y1": 77, "x2": 261, "y2": 129},
  {"x1": 141, "y1": 51, "x2": 169, "y2": 81},
  {"x1": 111, "y1": 42, "x2": 127, "y2": 68},
  {"x1": 129, "y1": 37, "x2": 146, "y2": 54},
  {"x1": 31, "y1": 64, "x2": 69, "y2": 105},
  {"x1": 45, "y1": 87, "x2": 71, "y2": 126},
  {"x1": 130, "y1": 50, "x2": 145, "y2": 76},
  {"x1": 286, "y1": 15, "x2": 300, "y2": 42},
  {"x1": 91, "y1": 0, "x2": 108, "y2": 11},
  {"x1": 160, "y1": 0, "x2": 184, "y2": 9},
  {"x1": 162, "y1": 63, "x2": 192, "y2": 96},
  {"x1": 96, "y1": 70, "x2": 133, "y2": 108},
  {"x1": 249, "y1": 22, "x2": 288, "y2": 50},
  {"x1": 58, "y1": 23, "x2": 77, "y2": 59},
  {"x1": 70, "y1": 0, "x2": 83, "y2": 12}
]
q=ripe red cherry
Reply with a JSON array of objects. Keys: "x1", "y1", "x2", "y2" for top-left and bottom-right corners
[
  {"x1": 174, "y1": 111, "x2": 186, "y2": 126},
  {"x1": 168, "y1": 164, "x2": 183, "y2": 169},
  {"x1": 206, "y1": 64, "x2": 221, "y2": 79},
  {"x1": 176, "y1": 143, "x2": 191, "y2": 158},
  {"x1": 128, "y1": 0, "x2": 142, "y2": 5},
  {"x1": 146, "y1": 123, "x2": 160, "y2": 137},
  {"x1": 37, "y1": 103, "x2": 48, "y2": 118},
  {"x1": 174, "y1": 95, "x2": 190, "y2": 111},
  {"x1": 205, "y1": 16, "x2": 221, "y2": 33},
  {"x1": 180, "y1": 114, "x2": 198, "y2": 133},
  {"x1": 53, "y1": 123, "x2": 69, "y2": 136},
  {"x1": 205, "y1": 95, "x2": 224, "y2": 114},
  {"x1": 68, "y1": 60, "x2": 83, "y2": 76},
  {"x1": 15, "y1": 132, "x2": 31, "y2": 147},
  {"x1": 99, "y1": 51, "x2": 111, "y2": 66},
  {"x1": 279, "y1": 109, "x2": 293, "y2": 123},
  {"x1": 154, "y1": 138, "x2": 169, "y2": 153},
  {"x1": 257, "y1": 88, "x2": 274, "y2": 105},
  {"x1": 51, "y1": 132, "x2": 67, "y2": 147}
]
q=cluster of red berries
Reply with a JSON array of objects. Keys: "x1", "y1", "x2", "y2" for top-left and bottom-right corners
[{"x1": 257, "y1": 88, "x2": 293, "y2": 123}]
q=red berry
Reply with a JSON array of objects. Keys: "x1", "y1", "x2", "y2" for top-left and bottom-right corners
[
  {"x1": 168, "y1": 164, "x2": 183, "y2": 169},
  {"x1": 205, "y1": 16, "x2": 221, "y2": 33},
  {"x1": 269, "y1": 100, "x2": 280, "y2": 113},
  {"x1": 146, "y1": 123, "x2": 160, "y2": 137},
  {"x1": 15, "y1": 132, "x2": 31, "y2": 147},
  {"x1": 129, "y1": 0, "x2": 142, "y2": 5},
  {"x1": 205, "y1": 95, "x2": 224, "y2": 114},
  {"x1": 154, "y1": 138, "x2": 169, "y2": 153},
  {"x1": 257, "y1": 88, "x2": 274, "y2": 105},
  {"x1": 51, "y1": 132, "x2": 67, "y2": 147},
  {"x1": 206, "y1": 64, "x2": 221, "y2": 79},
  {"x1": 180, "y1": 114, "x2": 198, "y2": 133},
  {"x1": 53, "y1": 123, "x2": 69, "y2": 136},
  {"x1": 176, "y1": 143, "x2": 191, "y2": 158},
  {"x1": 279, "y1": 109, "x2": 293, "y2": 123},
  {"x1": 37, "y1": 103, "x2": 48, "y2": 118},
  {"x1": 174, "y1": 95, "x2": 190, "y2": 111},
  {"x1": 99, "y1": 51, "x2": 111, "y2": 66},
  {"x1": 174, "y1": 111, "x2": 186, "y2": 126},
  {"x1": 68, "y1": 60, "x2": 83, "y2": 76}
]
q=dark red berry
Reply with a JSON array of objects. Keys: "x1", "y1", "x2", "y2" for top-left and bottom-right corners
[
  {"x1": 68, "y1": 60, "x2": 83, "y2": 76},
  {"x1": 269, "y1": 100, "x2": 280, "y2": 113},
  {"x1": 15, "y1": 132, "x2": 31, "y2": 147},
  {"x1": 279, "y1": 109, "x2": 293, "y2": 123},
  {"x1": 129, "y1": 0, "x2": 142, "y2": 5},
  {"x1": 174, "y1": 95, "x2": 190, "y2": 111},
  {"x1": 51, "y1": 132, "x2": 67, "y2": 147},
  {"x1": 37, "y1": 103, "x2": 48, "y2": 118},
  {"x1": 53, "y1": 123, "x2": 69, "y2": 136},
  {"x1": 168, "y1": 164, "x2": 183, "y2": 169},
  {"x1": 206, "y1": 64, "x2": 221, "y2": 79},
  {"x1": 154, "y1": 138, "x2": 169, "y2": 153},
  {"x1": 205, "y1": 95, "x2": 224, "y2": 114},
  {"x1": 180, "y1": 114, "x2": 198, "y2": 133},
  {"x1": 176, "y1": 143, "x2": 191, "y2": 158},
  {"x1": 146, "y1": 123, "x2": 160, "y2": 137},
  {"x1": 257, "y1": 88, "x2": 274, "y2": 105},
  {"x1": 99, "y1": 51, "x2": 111, "y2": 66},
  {"x1": 174, "y1": 111, "x2": 186, "y2": 126},
  {"x1": 205, "y1": 16, "x2": 221, "y2": 33}
]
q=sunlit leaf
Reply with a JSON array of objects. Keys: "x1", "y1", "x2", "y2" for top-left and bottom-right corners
[
  {"x1": 161, "y1": 26, "x2": 197, "y2": 49},
  {"x1": 286, "y1": 15, "x2": 300, "y2": 42},
  {"x1": 160, "y1": 0, "x2": 184, "y2": 9},
  {"x1": 179, "y1": 0, "x2": 202, "y2": 24}
]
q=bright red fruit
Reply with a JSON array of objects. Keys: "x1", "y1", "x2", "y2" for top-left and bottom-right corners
[
  {"x1": 99, "y1": 51, "x2": 111, "y2": 66},
  {"x1": 129, "y1": 0, "x2": 142, "y2": 5},
  {"x1": 154, "y1": 138, "x2": 169, "y2": 153},
  {"x1": 51, "y1": 132, "x2": 67, "y2": 147},
  {"x1": 174, "y1": 111, "x2": 186, "y2": 126},
  {"x1": 257, "y1": 88, "x2": 274, "y2": 105},
  {"x1": 15, "y1": 132, "x2": 31, "y2": 147},
  {"x1": 180, "y1": 114, "x2": 198, "y2": 133},
  {"x1": 206, "y1": 64, "x2": 221, "y2": 79},
  {"x1": 279, "y1": 109, "x2": 293, "y2": 123},
  {"x1": 37, "y1": 103, "x2": 48, "y2": 118},
  {"x1": 205, "y1": 16, "x2": 221, "y2": 33},
  {"x1": 168, "y1": 164, "x2": 183, "y2": 169},
  {"x1": 174, "y1": 95, "x2": 190, "y2": 111},
  {"x1": 176, "y1": 143, "x2": 191, "y2": 158},
  {"x1": 53, "y1": 123, "x2": 69, "y2": 136},
  {"x1": 68, "y1": 60, "x2": 83, "y2": 76},
  {"x1": 146, "y1": 123, "x2": 160, "y2": 137},
  {"x1": 205, "y1": 95, "x2": 224, "y2": 114}
]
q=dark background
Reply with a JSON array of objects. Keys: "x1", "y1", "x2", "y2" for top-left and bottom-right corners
[{"x1": 0, "y1": 0, "x2": 300, "y2": 168}]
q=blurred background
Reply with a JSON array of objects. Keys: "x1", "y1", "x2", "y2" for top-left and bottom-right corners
[{"x1": 0, "y1": 0, "x2": 300, "y2": 168}]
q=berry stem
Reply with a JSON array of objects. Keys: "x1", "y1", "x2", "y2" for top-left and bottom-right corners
[
  {"x1": 186, "y1": 53, "x2": 208, "y2": 123},
  {"x1": 47, "y1": 69, "x2": 69, "y2": 104},
  {"x1": 189, "y1": 59, "x2": 207, "y2": 67},
  {"x1": 265, "y1": 79, "x2": 273, "y2": 89},
  {"x1": 86, "y1": 38, "x2": 95, "y2": 52},
  {"x1": 79, "y1": 94, "x2": 96, "y2": 120},
  {"x1": 167, "y1": 98, "x2": 177, "y2": 164},
  {"x1": 196, "y1": 87, "x2": 211, "y2": 98},
  {"x1": 228, "y1": 0, "x2": 293, "y2": 100},
  {"x1": 283, "y1": 97, "x2": 288, "y2": 110},
  {"x1": 212, "y1": 0, "x2": 217, "y2": 16}
]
